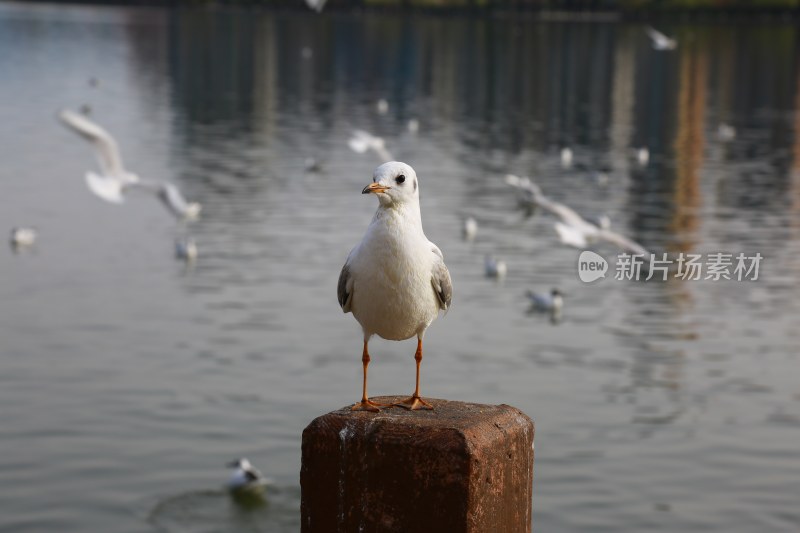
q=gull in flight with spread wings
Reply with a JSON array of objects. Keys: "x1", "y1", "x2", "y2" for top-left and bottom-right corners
[
  {"x1": 58, "y1": 109, "x2": 201, "y2": 221},
  {"x1": 348, "y1": 129, "x2": 394, "y2": 163},
  {"x1": 646, "y1": 27, "x2": 677, "y2": 51},
  {"x1": 505, "y1": 174, "x2": 651, "y2": 256}
]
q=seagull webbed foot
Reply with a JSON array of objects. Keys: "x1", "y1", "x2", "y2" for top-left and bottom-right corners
[
  {"x1": 392, "y1": 395, "x2": 433, "y2": 411},
  {"x1": 351, "y1": 398, "x2": 390, "y2": 412}
]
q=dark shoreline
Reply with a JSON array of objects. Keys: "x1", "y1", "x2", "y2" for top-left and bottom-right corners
[{"x1": 8, "y1": 0, "x2": 800, "y2": 21}]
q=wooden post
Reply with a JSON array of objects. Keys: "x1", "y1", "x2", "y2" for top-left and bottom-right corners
[{"x1": 301, "y1": 396, "x2": 534, "y2": 533}]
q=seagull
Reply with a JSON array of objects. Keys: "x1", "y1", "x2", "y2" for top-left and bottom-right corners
[
  {"x1": 718, "y1": 123, "x2": 736, "y2": 141},
  {"x1": 58, "y1": 109, "x2": 140, "y2": 204},
  {"x1": 635, "y1": 147, "x2": 650, "y2": 166},
  {"x1": 484, "y1": 254, "x2": 507, "y2": 280},
  {"x1": 226, "y1": 458, "x2": 265, "y2": 491},
  {"x1": 376, "y1": 98, "x2": 389, "y2": 115},
  {"x1": 59, "y1": 109, "x2": 202, "y2": 220},
  {"x1": 348, "y1": 129, "x2": 393, "y2": 162},
  {"x1": 646, "y1": 27, "x2": 677, "y2": 50},
  {"x1": 507, "y1": 178, "x2": 651, "y2": 256},
  {"x1": 304, "y1": 0, "x2": 327, "y2": 13},
  {"x1": 560, "y1": 147, "x2": 573, "y2": 169},
  {"x1": 154, "y1": 182, "x2": 202, "y2": 221},
  {"x1": 304, "y1": 157, "x2": 322, "y2": 173},
  {"x1": 407, "y1": 118, "x2": 420, "y2": 134},
  {"x1": 463, "y1": 216, "x2": 478, "y2": 241},
  {"x1": 504, "y1": 174, "x2": 542, "y2": 214},
  {"x1": 175, "y1": 237, "x2": 198, "y2": 262},
  {"x1": 10, "y1": 227, "x2": 37, "y2": 248},
  {"x1": 527, "y1": 288, "x2": 564, "y2": 313},
  {"x1": 338, "y1": 162, "x2": 452, "y2": 411}
]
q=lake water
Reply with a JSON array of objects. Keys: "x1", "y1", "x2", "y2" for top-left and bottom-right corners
[{"x1": 1, "y1": 3, "x2": 799, "y2": 532}]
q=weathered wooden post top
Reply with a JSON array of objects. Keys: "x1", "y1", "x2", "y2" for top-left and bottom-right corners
[{"x1": 301, "y1": 396, "x2": 534, "y2": 533}]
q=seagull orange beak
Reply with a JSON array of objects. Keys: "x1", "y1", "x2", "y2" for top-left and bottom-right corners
[{"x1": 362, "y1": 183, "x2": 391, "y2": 194}]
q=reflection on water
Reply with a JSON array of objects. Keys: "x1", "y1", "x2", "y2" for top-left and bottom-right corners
[{"x1": 1, "y1": 3, "x2": 799, "y2": 532}]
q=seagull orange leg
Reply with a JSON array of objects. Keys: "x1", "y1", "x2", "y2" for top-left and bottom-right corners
[
  {"x1": 352, "y1": 341, "x2": 389, "y2": 412},
  {"x1": 393, "y1": 338, "x2": 433, "y2": 410}
]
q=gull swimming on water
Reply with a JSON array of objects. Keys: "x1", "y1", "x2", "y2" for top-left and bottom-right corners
[
  {"x1": 560, "y1": 147, "x2": 573, "y2": 169},
  {"x1": 348, "y1": 129, "x2": 394, "y2": 162},
  {"x1": 175, "y1": 237, "x2": 198, "y2": 262},
  {"x1": 338, "y1": 162, "x2": 452, "y2": 411},
  {"x1": 484, "y1": 254, "x2": 507, "y2": 280},
  {"x1": 376, "y1": 99, "x2": 389, "y2": 115},
  {"x1": 59, "y1": 109, "x2": 202, "y2": 220},
  {"x1": 226, "y1": 458, "x2": 265, "y2": 491},
  {"x1": 527, "y1": 288, "x2": 563, "y2": 313},
  {"x1": 462, "y1": 216, "x2": 478, "y2": 241},
  {"x1": 646, "y1": 27, "x2": 677, "y2": 50},
  {"x1": 10, "y1": 227, "x2": 37, "y2": 248}
]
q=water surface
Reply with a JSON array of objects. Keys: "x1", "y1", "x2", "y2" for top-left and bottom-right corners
[{"x1": 1, "y1": 4, "x2": 799, "y2": 532}]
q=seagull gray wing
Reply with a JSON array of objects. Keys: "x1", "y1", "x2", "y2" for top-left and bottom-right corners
[
  {"x1": 337, "y1": 260, "x2": 354, "y2": 313},
  {"x1": 58, "y1": 109, "x2": 126, "y2": 177},
  {"x1": 596, "y1": 229, "x2": 651, "y2": 257},
  {"x1": 534, "y1": 192, "x2": 592, "y2": 230},
  {"x1": 645, "y1": 26, "x2": 663, "y2": 41},
  {"x1": 430, "y1": 243, "x2": 452, "y2": 311},
  {"x1": 158, "y1": 182, "x2": 190, "y2": 217}
]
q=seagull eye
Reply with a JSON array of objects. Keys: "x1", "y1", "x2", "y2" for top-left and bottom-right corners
[{"x1": 395, "y1": 175, "x2": 406, "y2": 184}]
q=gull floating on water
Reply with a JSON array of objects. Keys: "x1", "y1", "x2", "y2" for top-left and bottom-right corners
[
  {"x1": 718, "y1": 123, "x2": 736, "y2": 141},
  {"x1": 226, "y1": 458, "x2": 265, "y2": 491},
  {"x1": 348, "y1": 129, "x2": 394, "y2": 162},
  {"x1": 560, "y1": 147, "x2": 574, "y2": 169},
  {"x1": 635, "y1": 147, "x2": 650, "y2": 166},
  {"x1": 376, "y1": 99, "x2": 389, "y2": 115},
  {"x1": 304, "y1": 157, "x2": 322, "y2": 173},
  {"x1": 59, "y1": 109, "x2": 202, "y2": 220},
  {"x1": 646, "y1": 27, "x2": 677, "y2": 50},
  {"x1": 527, "y1": 288, "x2": 564, "y2": 313},
  {"x1": 175, "y1": 237, "x2": 198, "y2": 262},
  {"x1": 10, "y1": 227, "x2": 37, "y2": 248},
  {"x1": 338, "y1": 162, "x2": 452, "y2": 411},
  {"x1": 463, "y1": 216, "x2": 478, "y2": 241},
  {"x1": 484, "y1": 254, "x2": 507, "y2": 280}
]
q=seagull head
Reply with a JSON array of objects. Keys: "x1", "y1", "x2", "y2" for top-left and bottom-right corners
[
  {"x1": 227, "y1": 458, "x2": 251, "y2": 470},
  {"x1": 362, "y1": 161, "x2": 419, "y2": 207}
]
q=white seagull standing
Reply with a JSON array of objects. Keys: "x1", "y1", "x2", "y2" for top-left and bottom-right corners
[
  {"x1": 58, "y1": 109, "x2": 140, "y2": 204},
  {"x1": 338, "y1": 162, "x2": 452, "y2": 411},
  {"x1": 646, "y1": 27, "x2": 677, "y2": 50}
]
